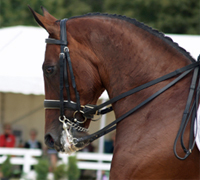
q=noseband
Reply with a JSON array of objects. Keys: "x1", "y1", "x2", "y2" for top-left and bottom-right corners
[{"x1": 44, "y1": 18, "x2": 200, "y2": 160}]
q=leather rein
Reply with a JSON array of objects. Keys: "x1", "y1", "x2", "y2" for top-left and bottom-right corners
[{"x1": 44, "y1": 19, "x2": 200, "y2": 160}]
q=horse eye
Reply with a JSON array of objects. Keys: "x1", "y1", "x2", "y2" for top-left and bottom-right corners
[{"x1": 45, "y1": 66, "x2": 55, "y2": 75}]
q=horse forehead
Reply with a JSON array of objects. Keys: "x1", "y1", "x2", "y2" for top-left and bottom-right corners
[{"x1": 44, "y1": 44, "x2": 60, "y2": 63}]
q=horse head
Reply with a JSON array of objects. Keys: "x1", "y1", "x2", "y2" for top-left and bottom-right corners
[{"x1": 29, "y1": 7, "x2": 104, "y2": 153}]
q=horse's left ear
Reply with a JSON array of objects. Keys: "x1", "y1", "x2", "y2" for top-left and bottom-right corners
[{"x1": 28, "y1": 5, "x2": 59, "y2": 36}]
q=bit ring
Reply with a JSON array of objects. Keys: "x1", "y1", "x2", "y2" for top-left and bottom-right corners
[{"x1": 73, "y1": 110, "x2": 87, "y2": 124}]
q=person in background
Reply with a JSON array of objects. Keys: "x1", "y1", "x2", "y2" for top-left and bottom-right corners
[
  {"x1": 24, "y1": 129, "x2": 42, "y2": 149},
  {"x1": 0, "y1": 123, "x2": 16, "y2": 147}
]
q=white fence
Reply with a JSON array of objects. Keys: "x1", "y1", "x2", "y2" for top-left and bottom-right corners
[
  {"x1": 0, "y1": 148, "x2": 42, "y2": 174},
  {"x1": 0, "y1": 148, "x2": 112, "y2": 179},
  {"x1": 59, "y1": 152, "x2": 112, "y2": 170}
]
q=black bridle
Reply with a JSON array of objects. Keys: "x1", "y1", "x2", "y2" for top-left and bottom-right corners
[
  {"x1": 45, "y1": 19, "x2": 80, "y2": 116},
  {"x1": 44, "y1": 19, "x2": 200, "y2": 160}
]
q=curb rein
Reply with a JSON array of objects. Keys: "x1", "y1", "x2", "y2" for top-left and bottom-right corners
[{"x1": 44, "y1": 19, "x2": 200, "y2": 160}]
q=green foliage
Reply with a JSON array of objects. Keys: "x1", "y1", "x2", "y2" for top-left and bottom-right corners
[
  {"x1": 0, "y1": 155, "x2": 12, "y2": 178},
  {"x1": 104, "y1": 0, "x2": 200, "y2": 34},
  {"x1": 34, "y1": 158, "x2": 49, "y2": 180},
  {"x1": 53, "y1": 163, "x2": 67, "y2": 180},
  {"x1": 67, "y1": 156, "x2": 80, "y2": 180},
  {"x1": 0, "y1": 0, "x2": 199, "y2": 34}
]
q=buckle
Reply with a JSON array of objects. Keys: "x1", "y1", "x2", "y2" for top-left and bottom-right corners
[
  {"x1": 64, "y1": 46, "x2": 69, "y2": 52},
  {"x1": 59, "y1": 52, "x2": 65, "y2": 58},
  {"x1": 83, "y1": 104, "x2": 98, "y2": 119}
]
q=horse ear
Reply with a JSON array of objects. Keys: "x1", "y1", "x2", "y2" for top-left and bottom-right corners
[
  {"x1": 41, "y1": 7, "x2": 57, "y2": 22},
  {"x1": 28, "y1": 5, "x2": 59, "y2": 35}
]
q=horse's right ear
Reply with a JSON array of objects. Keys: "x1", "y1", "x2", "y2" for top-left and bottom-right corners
[{"x1": 28, "y1": 5, "x2": 59, "y2": 35}]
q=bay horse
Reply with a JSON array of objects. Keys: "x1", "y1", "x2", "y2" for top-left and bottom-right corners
[{"x1": 29, "y1": 6, "x2": 200, "y2": 179}]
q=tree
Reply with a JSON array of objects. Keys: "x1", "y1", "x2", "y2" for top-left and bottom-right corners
[
  {"x1": 67, "y1": 156, "x2": 80, "y2": 180},
  {"x1": 0, "y1": 0, "x2": 199, "y2": 34},
  {"x1": 157, "y1": 0, "x2": 200, "y2": 34},
  {"x1": 103, "y1": 0, "x2": 200, "y2": 34},
  {"x1": 0, "y1": 155, "x2": 13, "y2": 178}
]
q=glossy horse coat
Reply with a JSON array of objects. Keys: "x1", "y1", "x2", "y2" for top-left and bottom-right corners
[{"x1": 29, "y1": 7, "x2": 200, "y2": 179}]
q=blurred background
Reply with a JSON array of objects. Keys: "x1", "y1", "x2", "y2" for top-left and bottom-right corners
[{"x1": 1, "y1": 0, "x2": 200, "y2": 34}]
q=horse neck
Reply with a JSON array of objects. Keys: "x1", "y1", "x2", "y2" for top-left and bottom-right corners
[
  {"x1": 78, "y1": 17, "x2": 194, "y2": 134},
  {"x1": 85, "y1": 17, "x2": 195, "y2": 153},
  {"x1": 83, "y1": 17, "x2": 192, "y2": 107},
  {"x1": 69, "y1": 16, "x2": 192, "y2": 119}
]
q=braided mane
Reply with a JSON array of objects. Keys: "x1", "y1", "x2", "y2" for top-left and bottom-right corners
[{"x1": 69, "y1": 13, "x2": 195, "y2": 62}]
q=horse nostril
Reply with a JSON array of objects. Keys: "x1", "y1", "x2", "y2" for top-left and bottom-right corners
[{"x1": 45, "y1": 134, "x2": 55, "y2": 148}]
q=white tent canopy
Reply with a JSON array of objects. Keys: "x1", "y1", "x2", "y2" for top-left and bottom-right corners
[
  {"x1": 0, "y1": 26, "x2": 200, "y2": 97},
  {"x1": 0, "y1": 26, "x2": 47, "y2": 95}
]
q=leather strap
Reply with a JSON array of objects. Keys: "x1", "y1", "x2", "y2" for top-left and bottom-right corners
[
  {"x1": 45, "y1": 38, "x2": 67, "y2": 45},
  {"x1": 59, "y1": 19, "x2": 68, "y2": 118},
  {"x1": 173, "y1": 57, "x2": 200, "y2": 160},
  {"x1": 65, "y1": 47, "x2": 81, "y2": 111},
  {"x1": 44, "y1": 100, "x2": 77, "y2": 110},
  {"x1": 83, "y1": 61, "x2": 200, "y2": 117}
]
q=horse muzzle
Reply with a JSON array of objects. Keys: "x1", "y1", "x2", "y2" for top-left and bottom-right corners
[{"x1": 45, "y1": 116, "x2": 89, "y2": 154}]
